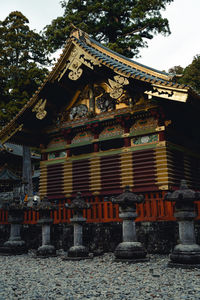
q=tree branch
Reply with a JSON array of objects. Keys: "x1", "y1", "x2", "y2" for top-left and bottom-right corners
[{"x1": 122, "y1": 25, "x2": 149, "y2": 37}]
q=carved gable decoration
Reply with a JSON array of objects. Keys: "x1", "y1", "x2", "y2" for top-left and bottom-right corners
[
  {"x1": 57, "y1": 46, "x2": 101, "y2": 82},
  {"x1": 130, "y1": 118, "x2": 158, "y2": 134},
  {"x1": 69, "y1": 104, "x2": 88, "y2": 120},
  {"x1": 71, "y1": 131, "x2": 93, "y2": 144},
  {"x1": 47, "y1": 137, "x2": 66, "y2": 149},
  {"x1": 32, "y1": 99, "x2": 47, "y2": 120},
  {"x1": 107, "y1": 75, "x2": 129, "y2": 99},
  {"x1": 99, "y1": 125, "x2": 124, "y2": 139},
  {"x1": 60, "y1": 79, "x2": 132, "y2": 123}
]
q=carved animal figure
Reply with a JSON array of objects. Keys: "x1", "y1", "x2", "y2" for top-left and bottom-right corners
[
  {"x1": 69, "y1": 104, "x2": 88, "y2": 120},
  {"x1": 96, "y1": 93, "x2": 115, "y2": 112}
]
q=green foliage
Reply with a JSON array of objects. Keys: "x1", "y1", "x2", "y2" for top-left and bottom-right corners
[
  {"x1": 45, "y1": 0, "x2": 174, "y2": 58},
  {"x1": 169, "y1": 56, "x2": 200, "y2": 93},
  {"x1": 180, "y1": 55, "x2": 200, "y2": 93},
  {"x1": 168, "y1": 65, "x2": 184, "y2": 75},
  {"x1": 0, "y1": 11, "x2": 50, "y2": 127}
]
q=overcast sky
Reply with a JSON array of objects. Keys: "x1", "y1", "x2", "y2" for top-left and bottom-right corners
[{"x1": 1, "y1": 0, "x2": 200, "y2": 72}]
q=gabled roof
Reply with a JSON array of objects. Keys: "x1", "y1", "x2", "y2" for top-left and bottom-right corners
[
  {"x1": 49, "y1": 27, "x2": 183, "y2": 86},
  {"x1": 0, "y1": 27, "x2": 198, "y2": 145},
  {"x1": 0, "y1": 142, "x2": 23, "y2": 156},
  {"x1": 0, "y1": 142, "x2": 40, "y2": 159},
  {"x1": 0, "y1": 167, "x2": 20, "y2": 181}
]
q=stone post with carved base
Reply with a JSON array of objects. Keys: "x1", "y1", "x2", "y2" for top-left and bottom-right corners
[
  {"x1": 110, "y1": 186, "x2": 147, "y2": 262},
  {"x1": 65, "y1": 192, "x2": 91, "y2": 260},
  {"x1": 36, "y1": 197, "x2": 56, "y2": 257},
  {"x1": 165, "y1": 179, "x2": 200, "y2": 266},
  {"x1": 0, "y1": 200, "x2": 27, "y2": 255}
]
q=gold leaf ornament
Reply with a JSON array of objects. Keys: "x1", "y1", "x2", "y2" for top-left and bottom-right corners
[
  {"x1": 108, "y1": 75, "x2": 129, "y2": 99},
  {"x1": 58, "y1": 46, "x2": 101, "y2": 81},
  {"x1": 68, "y1": 68, "x2": 83, "y2": 80},
  {"x1": 114, "y1": 75, "x2": 129, "y2": 85},
  {"x1": 32, "y1": 99, "x2": 47, "y2": 120},
  {"x1": 108, "y1": 79, "x2": 124, "y2": 99}
]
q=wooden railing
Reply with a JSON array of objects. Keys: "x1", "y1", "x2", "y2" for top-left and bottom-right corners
[
  {"x1": 136, "y1": 191, "x2": 175, "y2": 222},
  {"x1": 1, "y1": 191, "x2": 200, "y2": 225},
  {"x1": 0, "y1": 209, "x2": 8, "y2": 224}
]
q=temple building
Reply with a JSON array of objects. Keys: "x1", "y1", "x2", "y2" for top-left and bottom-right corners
[
  {"x1": 0, "y1": 27, "x2": 200, "y2": 223},
  {"x1": 0, "y1": 143, "x2": 40, "y2": 200}
]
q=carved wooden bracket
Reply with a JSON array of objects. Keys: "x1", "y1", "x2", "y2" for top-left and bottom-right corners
[
  {"x1": 32, "y1": 99, "x2": 47, "y2": 120},
  {"x1": 58, "y1": 46, "x2": 101, "y2": 82},
  {"x1": 107, "y1": 75, "x2": 129, "y2": 99}
]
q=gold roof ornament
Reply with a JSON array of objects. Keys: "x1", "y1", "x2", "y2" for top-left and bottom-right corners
[
  {"x1": 108, "y1": 75, "x2": 129, "y2": 99},
  {"x1": 32, "y1": 99, "x2": 47, "y2": 120},
  {"x1": 57, "y1": 45, "x2": 101, "y2": 82}
]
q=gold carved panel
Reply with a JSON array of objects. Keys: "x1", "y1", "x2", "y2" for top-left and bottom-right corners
[{"x1": 57, "y1": 46, "x2": 101, "y2": 81}]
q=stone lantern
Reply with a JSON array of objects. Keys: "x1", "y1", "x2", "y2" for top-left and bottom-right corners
[
  {"x1": 110, "y1": 186, "x2": 147, "y2": 262},
  {"x1": 65, "y1": 192, "x2": 90, "y2": 259},
  {"x1": 0, "y1": 196, "x2": 27, "y2": 255},
  {"x1": 36, "y1": 196, "x2": 56, "y2": 257},
  {"x1": 165, "y1": 179, "x2": 200, "y2": 265}
]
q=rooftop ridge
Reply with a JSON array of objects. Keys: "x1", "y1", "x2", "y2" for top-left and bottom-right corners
[
  {"x1": 70, "y1": 28, "x2": 172, "y2": 82},
  {"x1": 88, "y1": 36, "x2": 171, "y2": 78}
]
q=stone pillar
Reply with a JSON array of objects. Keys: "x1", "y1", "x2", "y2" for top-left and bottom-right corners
[
  {"x1": 68, "y1": 216, "x2": 89, "y2": 258},
  {"x1": 110, "y1": 186, "x2": 147, "y2": 262},
  {"x1": 36, "y1": 196, "x2": 56, "y2": 257},
  {"x1": 114, "y1": 209, "x2": 147, "y2": 261},
  {"x1": 9, "y1": 223, "x2": 21, "y2": 241},
  {"x1": 165, "y1": 180, "x2": 200, "y2": 266},
  {"x1": 42, "y1": 224, "x2": 51, "y2": 246},
  {"x1": 22, "y1": 146, "x2": 33, "y2": 197},
  {"x1": 122, "y1": 212, "x2": 137, "y2": 242},
  {"x1": 170, "y1": 210, "x2": 200, "y2": 265},
  {"x1": 74, "y1": 223, "x2": 83, "y2": 246},
  {"x1": 65, "y1": 192, "x2": 91, "y2": 260},
  {"x1": 179, "y1": 220, "x2": 196, "y2": 245},
  {"x1": 37, "y1": 219, "x2": 55, "y2": 257},
  {"x1": 1, "y1": 208, "x2": 27, "y2": 255}
]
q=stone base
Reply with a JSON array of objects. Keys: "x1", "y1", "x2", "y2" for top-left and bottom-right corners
[
  {"x1": 62, "y1": 256, "x2": 92, "y2": 261},
  {"x1": 68, "y1": 245, "x2": 89, "y2": 258},
  {"x1": 114, "y1": 257, "x2": 149, "y2": 263},
  {"x1": 169, "y1": 244, "x2": 200, "y2": 265},
  {"x1": 0, "y1": 240, "x2": 27, "y2": 255},
  {"x1": 36, "y1": 245, "x2": 56, "y2": 257},
  {"x1": 114, "y1": 242, "x2": 147, "y2": 260},
  {"x1": 168, "y1": 262, "x2": 200, "y2": 269}
]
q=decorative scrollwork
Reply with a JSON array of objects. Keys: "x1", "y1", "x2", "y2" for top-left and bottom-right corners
[
  {"x1": 114, "y1": 75, "x2": 129, "y2": 86},
  {"x1": 68, "y1": 68, "x2": 83, "y2": 80},
  {"x1": 69, "y1": 104, "x2": 88, "y2": 120},
  {"x1": 57, "y1": 46, "x2": 101, "y2": 82},
  {"x1": 108, "y1": 75, "x2": 129, "y2": 99},
  {"x1": 32, "y1": 99, "x2": 47, "y2": 120}
]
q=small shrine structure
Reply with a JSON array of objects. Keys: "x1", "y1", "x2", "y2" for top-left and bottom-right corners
[
  {"x1": 0, "y1": 27, "x2": 200, "y2": 225},
  {"x1": 0, "y1": 143, "x2": 40, "y2": 205}
]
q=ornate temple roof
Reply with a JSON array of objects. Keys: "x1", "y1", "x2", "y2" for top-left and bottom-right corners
[
  {"x1": 0, "y1": 142, "x2": 40, "y2": 159},
  {"x1": 0, "y1": 167, "x2": 20, "y2": 182},
  {"x1": 0, "y1": 27, "x2": 199, "y2": 146},
  {"x1": 48, "y1": 27, "x2": 182, "y2": 86}
]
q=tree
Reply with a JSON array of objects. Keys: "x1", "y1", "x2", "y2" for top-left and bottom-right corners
[
  {"x1": 45, "y1": 0, "x2": 174, "y2": 58},
  {"x1": 180, "y1": 55, "x2": 200, "y2": 93},
  {"x1": 169, "y1": 56, "x2": 200, "y2": 93},
  {"x1": 0, "y1": 11, "x2": 50, "y2": 127},
  {"x1": 168, "y1": 65, "x2": 184, "y2": 75}
]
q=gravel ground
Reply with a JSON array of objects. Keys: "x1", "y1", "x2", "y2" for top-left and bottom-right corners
[{"x1": 0, "y1": 253, "x2": 200, "y2": 300}]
